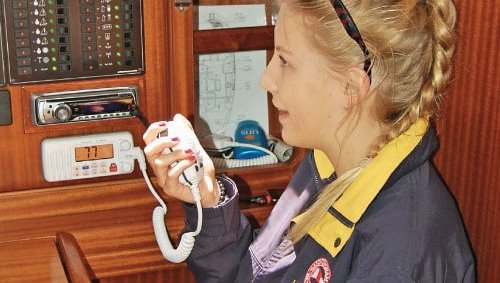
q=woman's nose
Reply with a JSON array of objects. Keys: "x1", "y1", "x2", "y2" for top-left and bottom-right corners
[{"x1": 260, "y1": 58, "x2": 277, "y2": 94}]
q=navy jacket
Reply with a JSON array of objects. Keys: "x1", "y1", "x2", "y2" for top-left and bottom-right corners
[{"x1": 183, "y1": 126, "x2": 475, "y2": 282}]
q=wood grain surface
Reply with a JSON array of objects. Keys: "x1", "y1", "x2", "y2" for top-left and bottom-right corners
[{"x1": 0, "y1": 0, "x2": 497, "y2": 282}]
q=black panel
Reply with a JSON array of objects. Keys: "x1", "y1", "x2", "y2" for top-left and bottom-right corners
[
  {"x1": 0, "y1": 90, "x2": 12, "y2": 125},
  {"x1": 0, "y1": 3, "x2": 5, "y2": 86},
  {"x1": 3, "y1": 0, "x2": 144, "y2": 84}
]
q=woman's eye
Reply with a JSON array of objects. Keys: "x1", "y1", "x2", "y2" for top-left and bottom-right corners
[{"x1": 278, "y1": 55, "x2": 288, "y2": 66}]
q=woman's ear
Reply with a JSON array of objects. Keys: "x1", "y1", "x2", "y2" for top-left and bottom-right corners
[{"x1": 344, "y1": 67, "x2": 371, "y2": 109}]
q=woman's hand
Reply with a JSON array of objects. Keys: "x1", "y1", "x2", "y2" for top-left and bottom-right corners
[{"x1": 142, "y1": 114, "x2": 220, "y2": 208}]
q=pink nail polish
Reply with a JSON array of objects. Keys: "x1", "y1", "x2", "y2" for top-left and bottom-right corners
[
  {"x1": 188, "y1": 155, "x2": 196, "y2": 161},
  {"x1": 184, "y1": 149, "x2": 192, "y2": 154},
  {"x1": 159, "y1": 121, "x2": 166, "y2": 127},
  {"x1": 171, "y1": 137, "x2": 179, "y2": 141}
]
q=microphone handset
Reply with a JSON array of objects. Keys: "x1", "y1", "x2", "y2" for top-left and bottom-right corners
[{"x1": 149, "y1": 115, "x2": 205, "y2": 263}]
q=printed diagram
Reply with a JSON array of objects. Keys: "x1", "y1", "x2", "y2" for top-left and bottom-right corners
[
  {"x1": 198, "y1": 5, "x2": 266, "y2": 30},
  {"x1": 206, "y1": 12, "x2": 226, "y2": 29},
  {"x1": 198, "y1": 53, "x2": 236, "y2": 135},
  {"x1": 196, "y1": 51, "x2": 268, "y2": 138},
  {"x1": 205, "y1": 12, "x2": 247, "y2": 29}
]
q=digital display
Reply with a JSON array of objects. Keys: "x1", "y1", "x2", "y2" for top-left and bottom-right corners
[
  {"x1": 75, "y1": 144, "x2": 113, "y2": 162},
  {"x1": 71, "y1": 98, "x2": 133, "y2": 116}
]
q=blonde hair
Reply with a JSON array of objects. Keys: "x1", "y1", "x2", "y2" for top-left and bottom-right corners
[{"x1": 282, "y1": 0, "x2": 457, "y2": 243}]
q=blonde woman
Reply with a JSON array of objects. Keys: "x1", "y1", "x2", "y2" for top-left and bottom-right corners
[{"x1": 143, "y1": 0, "x2": 475, "y2": 281}]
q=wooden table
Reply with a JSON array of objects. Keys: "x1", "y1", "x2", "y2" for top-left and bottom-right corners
[{"x1": 0, "y1": 238, "x2": 68, "y2": 283}]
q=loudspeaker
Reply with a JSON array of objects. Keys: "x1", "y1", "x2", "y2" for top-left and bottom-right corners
[{"x1": 0, "y1": 90, "x2": 12, "y2": 126}]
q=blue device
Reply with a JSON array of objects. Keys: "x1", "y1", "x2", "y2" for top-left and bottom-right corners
[{"x1": 233, "y1": 120, "x2": 269, "y2": 159}]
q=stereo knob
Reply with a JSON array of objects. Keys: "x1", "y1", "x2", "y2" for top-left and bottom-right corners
[{"x1": 54, "y1": 104, "x2": 72, "y2": 122}]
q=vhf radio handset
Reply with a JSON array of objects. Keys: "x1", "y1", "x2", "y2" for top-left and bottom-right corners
[{"x1": 150, "y1": 115, "x2": 205, "y2": 263}]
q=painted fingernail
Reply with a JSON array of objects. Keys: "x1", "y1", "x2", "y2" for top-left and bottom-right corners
[
  {"x1": 159, "y1": 121, "x2": 166, "y2": 127},
  {"x1": 188, "y1": 155, "x2": 196, "y2": 161},
  {"x1": 171, "y1": 137, "x2": 179, "y2": 141},
  {"x1": 184, "y1": 149, "x2": 192, "y2": 154}
]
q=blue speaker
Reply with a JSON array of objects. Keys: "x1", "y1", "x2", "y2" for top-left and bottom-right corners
[{"x1": 233, "y1": 120, "x2": 268, "y2": 159}]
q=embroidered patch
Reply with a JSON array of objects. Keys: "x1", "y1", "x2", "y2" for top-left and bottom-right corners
[{"x1": 304, "y1": 257, "x2": 332, "y2": 283}]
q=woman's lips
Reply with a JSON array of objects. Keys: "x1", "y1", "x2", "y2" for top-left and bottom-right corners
[{"x1": 278, "y1": 109, "x2": 289, "y2": 122}]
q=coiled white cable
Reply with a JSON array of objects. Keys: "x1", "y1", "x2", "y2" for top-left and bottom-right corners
[{"x1": 134, "y1": 147, "x2": 203, "y2": 263}]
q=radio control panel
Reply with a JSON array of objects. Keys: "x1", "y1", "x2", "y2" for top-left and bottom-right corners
[
  {"x1": 41, "y1": 131, "x2": 135, "y2": 182},
  {"x1": 2, "y1": 0, "x2": 144, "y2": 84}
]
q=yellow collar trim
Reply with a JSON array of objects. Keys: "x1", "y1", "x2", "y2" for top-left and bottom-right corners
[
  {"x1": 314, "y1": 149, "x2": 335, "y2": 179},
  {"x1": 299, "y1": 119, "x2": 428, "y2": 257}
]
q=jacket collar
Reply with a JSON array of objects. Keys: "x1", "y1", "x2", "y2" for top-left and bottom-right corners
[{"x1": 296, "y1": 119, "x2": 433, "y2": 257}]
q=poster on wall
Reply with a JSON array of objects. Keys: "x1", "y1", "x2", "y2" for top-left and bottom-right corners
[{"x1": 195, "y1": 5, "x2": 269, "y2": 138}]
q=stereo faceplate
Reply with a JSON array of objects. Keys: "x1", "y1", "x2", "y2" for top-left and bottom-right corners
[{"x1": 31, "y1": 86, "x2": 138, "y2": 125}]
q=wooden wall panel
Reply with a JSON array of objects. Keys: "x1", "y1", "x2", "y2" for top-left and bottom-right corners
[
  {"x1": 434, "y1": 1, "x2": 499, "y2": 282},
  {"x1": 100, "y1": 268, "x2": 195, "y2": 283},
  {"x1": 0, "y1": 0, "x2": 496, "y2": 282},
  {"x1": 0, "y1": 0, "x2": 170, "y2": 192}
]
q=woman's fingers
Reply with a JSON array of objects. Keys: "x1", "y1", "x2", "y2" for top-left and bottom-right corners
[
  {"x1": 159, "y1": 158, "x2": 197, "y2": 202},
  {"x1": 143, "y1": 136, "x2": 178, "y2": 160},
  {"x1": 142, "y1": 116, "x2": 219, "y2": 205},
  {"x1": 142, "y1": 121, "x2": 167, "y2": 145}
]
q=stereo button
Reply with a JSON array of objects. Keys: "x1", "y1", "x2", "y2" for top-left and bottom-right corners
[
  {"x1": 109, "y1": 163, "x2": 118, "y2": 172},
  {"x1": 121, "y1": 162, "x2": 133, "y2": 173},
  {"x1": 120, "y1": 140, "x2": 131, "y2": 151}
]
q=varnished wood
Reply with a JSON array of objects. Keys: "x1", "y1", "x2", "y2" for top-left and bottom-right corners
[
  {"x1": 194, "y1": 26, "x2": 274, "y2": 54},
  {"x1": 433, "y1": 2, "x2": 499, "y2": 282},
  {"x1": 0, "y1": 0, "x2": 497, "y2": 282},
  {"x1": 0, "y1": 238, "x2": 68, "y2": 283},
  {"x1": 0, "y1": 0, "x2": 171, "y2": 192},
  {"x1": 56, "y1": 232, "x2": 96, "y2": 283},
  {"x1": 169, "y1": 3, "x2": 195, "y2": 118},
  {"x1": 0, "y1": 178, "x2": 273, "y2": 280},
  {"x1": 99, "y1": 268, "x2": 195, "y2": 283}
]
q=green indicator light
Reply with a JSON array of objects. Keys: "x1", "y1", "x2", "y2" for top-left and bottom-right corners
[
  {"x1": 52, "y1": 66, "x2": 58, "y2": 71},
  {"x1": 114, "y1": 15, "x2": 120, "y2": 20},
  {"x1": 50, "y1": 38, "x2": 56, "y2": 43},
  {"x1": 50, "y1": 28, "x2": 55, "y2": 34},
  {"x1": 114, "y1": 5, "x2": 120, "y2": 10},
  {"x1": 48, "y1": 9, "x2": 54, "y2": 14},
  {"x1": 49, "y1": 18, "x2": 55, "y2": 24},
  {"x1": 48, "y1": 0, "x2": 54, "y2": 4},
  {"x1": 117, "y1": 61, "x2": 122, "y2": 66},
  {"x1": 51, "y1": 47, "x2": 56, "y2": 53},
  {"x1": 116, "y1": 42, "x2": 121, "y2": 47},
  {"x1": 52, "y1": 57, "x2": 57, "y2": 62},
  {"x1": 115, "y1": 33, "x2": 121, "y2": 38},
  {"x1": 116, "y1": 52, "x2": 122, "y2": 57},
  {"x1": 115, "y1": 24, "x2": 120, "y2": 29}
]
